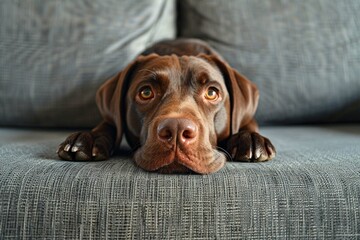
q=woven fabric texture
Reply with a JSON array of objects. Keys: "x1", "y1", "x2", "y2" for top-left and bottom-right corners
[
  {"x1": 0, "y1": 0, "x2": 175, "y2": 127},
  {"x1": 0, "y1": 126, "x2": 359, "y2": 239},
  {"x1": 179, "y1": 0, "x2": 360, "y2": 125}
]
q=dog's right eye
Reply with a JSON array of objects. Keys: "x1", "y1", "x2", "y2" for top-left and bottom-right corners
[{"x1": 139, "y1": 86, "x2": 155, "y2": 101}]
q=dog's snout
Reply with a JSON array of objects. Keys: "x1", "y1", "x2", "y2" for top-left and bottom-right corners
[{"x1": 157, "y1": 118, "x2": 198, "y2": 145}]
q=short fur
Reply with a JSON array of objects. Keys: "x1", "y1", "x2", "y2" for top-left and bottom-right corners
[{"x1": 57, "y1": 39, "x2": 275, "y2": 174}]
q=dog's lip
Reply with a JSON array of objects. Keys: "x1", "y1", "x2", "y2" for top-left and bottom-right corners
[
  {"x1": 175, "y1": 152, "x2": 226, "y2": 174},
  {"x1": 135, "y1": 147, "x2": 226, "y2": 174},
  {"x1": 157, "y1": 161, "x2": 193, "y2": 174}
]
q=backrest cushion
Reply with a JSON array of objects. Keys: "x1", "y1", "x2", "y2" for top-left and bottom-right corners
[
  {"x1": 0, "y1": 0, "x2": 175, "y2": 127},
  {"x1": 179, "y1": 0, "x2": 360, "y2": 125}
]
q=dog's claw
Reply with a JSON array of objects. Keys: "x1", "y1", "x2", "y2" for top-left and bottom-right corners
[
  {"x1": 254, "y1": 148, "x2": 261, "y2": 160},
  {"x1": 64, "y1": 144, "x2": 71, "y2": 152},
  {"x1": 71, "y1": 146, "x2": 79, "y2": 152}
]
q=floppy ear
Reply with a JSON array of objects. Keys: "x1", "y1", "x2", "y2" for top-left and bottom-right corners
[
  {"x1": 204, "y1": 55, "x2": 259, "y2": 135},
  {"x1": 96, "y1": 54, "x2": 159, "y2": 147}
]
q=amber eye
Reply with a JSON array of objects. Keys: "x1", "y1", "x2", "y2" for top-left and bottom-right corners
[
  {"x1": 139, "y1": 86, "x2": 154, "y2": 100},
  {"x1": 204, "y1": 87, "x2": 219, "y2": 101}
]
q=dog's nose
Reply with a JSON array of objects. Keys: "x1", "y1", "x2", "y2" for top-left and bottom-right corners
[{"x1": 157, "y1": 118, "x2": 198, "y2": 145}]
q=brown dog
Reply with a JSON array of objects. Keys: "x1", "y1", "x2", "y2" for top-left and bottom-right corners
[{"x1": 57, "y1": 39, "x2": 275, "y2": 174}]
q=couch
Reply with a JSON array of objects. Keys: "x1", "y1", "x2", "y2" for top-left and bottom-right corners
[{"x1": 1, "y1": 0, "x2": 359, "y2": 239}]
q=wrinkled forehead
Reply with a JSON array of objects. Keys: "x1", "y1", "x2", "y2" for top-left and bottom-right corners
[
  {"x1": 133, "y1": 55, "x2": 225, "y2": 87},
  {"x1": 184, "y1": 56, "x2": 225, "y2": 85}
]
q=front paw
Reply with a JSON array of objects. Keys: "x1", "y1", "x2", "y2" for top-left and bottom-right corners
[
  {"x1": 226, "y1": 131, "x2": 276, "y2": 162},
  {"x1": 57, "y1": 132, "x2": 112, "y2": 161}
]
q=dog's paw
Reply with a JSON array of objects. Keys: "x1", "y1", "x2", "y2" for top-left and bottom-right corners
[
  {"x1": 57, "y1": 132, "x2": 112, "y2": 161},
  {"x1": 226, "y1": 131, "x2": 276, "y2": 162}
]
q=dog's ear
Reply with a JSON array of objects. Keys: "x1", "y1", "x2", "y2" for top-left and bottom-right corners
[
  {"x1": 202, "y1": 55, "x2": 259, "y2": 135},
  {"x1": 96, "y1": 54, "x2": 159, "y2": 147}
]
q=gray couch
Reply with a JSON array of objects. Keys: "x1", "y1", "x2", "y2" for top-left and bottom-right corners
[{"x1": 1, "y1": 0, "x2": 359, "y2": 239}]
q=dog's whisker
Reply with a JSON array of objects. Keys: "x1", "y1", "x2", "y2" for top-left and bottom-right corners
[{"x1": 215, "y1": 146, "x2": 233, "y2": 162}]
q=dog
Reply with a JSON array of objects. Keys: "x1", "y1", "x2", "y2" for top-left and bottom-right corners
[{"x1": 57, "y1": 39, "x2": 275, "y2": 174}]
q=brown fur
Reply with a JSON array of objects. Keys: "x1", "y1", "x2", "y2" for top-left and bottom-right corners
[{"x1": 57, "y1": 39, "x2": 276, "y2": 174}]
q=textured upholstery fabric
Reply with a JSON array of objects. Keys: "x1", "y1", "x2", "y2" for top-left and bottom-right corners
[
  {"x1": 1, "y1": 126, "x2": 359, "y2": 239},
  {"x1": 178, "y1": 0, "x2": 360, "y2": 125},
  {"x1": 1, "y1": 1, "x2": 360, "y2": 239},
  {"x1": 0, "y1": 0, "x2": 175, "y2": 127}
]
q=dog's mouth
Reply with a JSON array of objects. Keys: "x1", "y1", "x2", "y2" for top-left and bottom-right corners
[
  {"x1": 134, "y1": 145, "x2": 226, "y2": 174},
  {"x1": 156, "y1": 161, "x2": 194, "y2": 174}
]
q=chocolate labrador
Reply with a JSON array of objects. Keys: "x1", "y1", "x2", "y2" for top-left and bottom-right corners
[{"x1": 57, "y1": 39, "x2": 275, "y2": 174}]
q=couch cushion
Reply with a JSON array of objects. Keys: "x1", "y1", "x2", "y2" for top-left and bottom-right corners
[
  {"x1": 0, "y1": 125, "x2": 359, "y2": 238},
  {"x1": 178, "y1": 0, "x2": 360, "y2": 125},
  {"x1": 0, "y1": 0, "x2": 175, "y2": 128}
]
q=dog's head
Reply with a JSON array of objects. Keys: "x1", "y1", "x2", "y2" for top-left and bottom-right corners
[{"x1": 96, "y1": 54, "x2": 258, "y2": 174}]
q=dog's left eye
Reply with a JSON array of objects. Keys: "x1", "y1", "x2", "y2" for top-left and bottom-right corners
[
  {"x1": 139, "y1": 86, "x2": 154, "y2": 100},
  {"x1": 204, "y1": 87, "x2": 219, "y2": 101}
]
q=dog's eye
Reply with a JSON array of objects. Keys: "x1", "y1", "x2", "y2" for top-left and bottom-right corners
[
  {"x1": 204, "y1": 87, "x2": 219, "y2": 101},
  {"x1": 139, "y1": 86, "x2": 154, "y2": 100}
]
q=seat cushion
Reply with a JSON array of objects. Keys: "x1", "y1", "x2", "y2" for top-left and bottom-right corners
[
  {"x1": 0, "y1": 125, "x2": 360, "y2": 238},
  {"x1": 0, "y1": 0, "x2": 175, "y2": 128}
]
